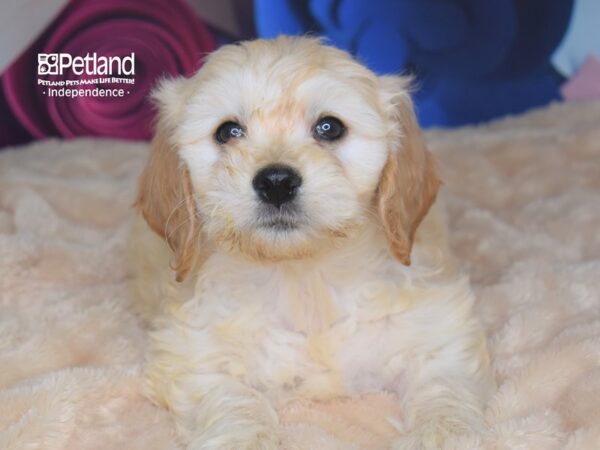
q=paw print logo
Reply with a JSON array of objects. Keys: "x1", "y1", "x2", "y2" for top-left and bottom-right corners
[{"x1": 38, "y1": 54, "x2": 59, "y2": 75}]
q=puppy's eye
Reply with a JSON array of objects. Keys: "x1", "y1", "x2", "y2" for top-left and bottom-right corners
[
  {"x1": 215, "y1": 121, "x2": 245, "y2": 144},
  {"x1": 313, "y1": 116, "x2": 345, "y2": 141}
]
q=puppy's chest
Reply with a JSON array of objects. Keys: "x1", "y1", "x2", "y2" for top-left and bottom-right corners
[{"x1": 207, "y1": 271, "x2": 417, "y2": 400}]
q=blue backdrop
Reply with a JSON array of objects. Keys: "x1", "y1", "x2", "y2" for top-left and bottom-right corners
[{"x1": 255, "y1": 0, "x2": 574, "y2": 127}]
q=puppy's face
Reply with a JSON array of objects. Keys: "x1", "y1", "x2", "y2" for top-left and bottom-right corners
[{"x1": 136, "y1": 38, "x2": 440, "y2": 280}]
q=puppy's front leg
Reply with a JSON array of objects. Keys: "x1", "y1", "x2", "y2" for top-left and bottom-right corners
[
  {"x1": 391, "y1": 376, "x2": 488, "y2": 450},
  {"x1": 150, "y1": 370, "x2": 279, "y2": 450},
  {"x1": 146, "y1": 329, "x2": 279, "y2": 450},
  {"x1": 178, "y1": 374, "x2": 279, "y2": 450}
]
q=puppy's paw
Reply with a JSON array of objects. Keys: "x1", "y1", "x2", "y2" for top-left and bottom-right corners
[
  {"x1": 391, "y1": 416, "x2": 485, "y2": 450},
  {"x1": 187, "y1": 419, "x2": 279, "y2": 450}
]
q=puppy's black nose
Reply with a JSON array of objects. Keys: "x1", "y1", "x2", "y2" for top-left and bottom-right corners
[{"x1": 252, "y1": 164, "x2": 302, "y2": 208}]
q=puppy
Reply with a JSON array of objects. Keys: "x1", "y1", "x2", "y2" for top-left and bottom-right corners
[{"x1": 130, "y1": 37, "x2": 493, "y2": 449}]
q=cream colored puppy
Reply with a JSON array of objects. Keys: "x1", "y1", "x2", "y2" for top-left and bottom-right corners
[{"x1": 130, "y1": 37, "x2": 493, "y2": 449}]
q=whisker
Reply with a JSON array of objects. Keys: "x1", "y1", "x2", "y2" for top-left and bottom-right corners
[{"x1": 164, "y1": 194, "x2": 198, "y2": 245}]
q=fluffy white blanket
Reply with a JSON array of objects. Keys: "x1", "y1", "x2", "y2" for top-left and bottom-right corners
[{"x1": 1, "y1": 101, "x2": 599, "y2": 449}]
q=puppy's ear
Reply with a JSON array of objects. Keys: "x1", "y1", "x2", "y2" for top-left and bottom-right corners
[
  {"x1": 134, "y1": 77, "x2": 201, "y2": 282},
  {"x1": 376, "y1": 76, "x2": 441, "y2": 265}
]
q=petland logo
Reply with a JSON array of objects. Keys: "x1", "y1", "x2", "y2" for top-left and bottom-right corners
[
  {"x1": 38, "y1": 52, "x2": 135, "y2": 76},
  {"x1": 37, "y1": 52, "x2": 136, "y2": 98}
]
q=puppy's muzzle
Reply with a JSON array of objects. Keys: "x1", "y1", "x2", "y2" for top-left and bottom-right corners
[{"x1": 252, "y1": 164, "x2": 302, "y2": 209}]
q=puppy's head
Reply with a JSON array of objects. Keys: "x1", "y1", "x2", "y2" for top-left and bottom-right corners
[{"x1": 135, "y1": 37, "x2": 440, "y2": 281}]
